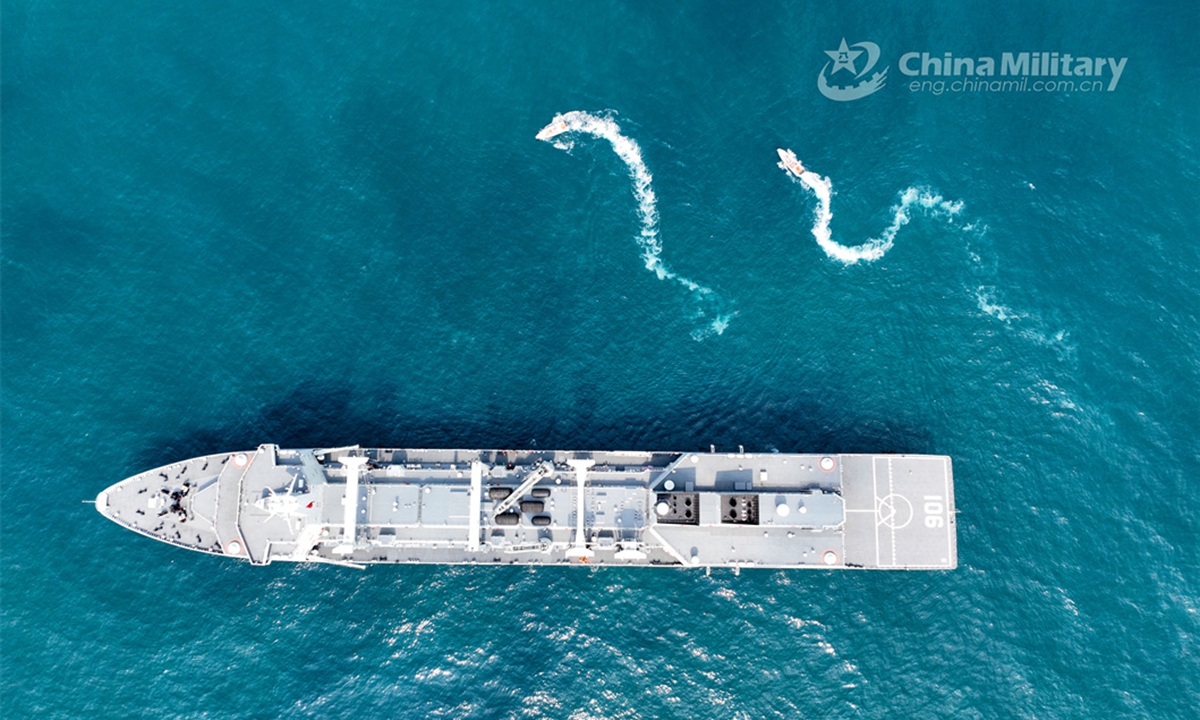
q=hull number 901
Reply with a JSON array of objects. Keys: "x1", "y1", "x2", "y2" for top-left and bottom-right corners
[{"x1": 924, "y1": 495, "x2": 944, "y2": 528}]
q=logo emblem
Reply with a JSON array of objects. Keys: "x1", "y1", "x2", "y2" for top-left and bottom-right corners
[{"x1": 818, "y1": 38, "x2": 888, "y2": 101}]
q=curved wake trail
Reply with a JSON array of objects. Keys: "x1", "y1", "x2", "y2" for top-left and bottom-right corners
[
  {"x1": 776, "y1": 148, "x2": 963, "y2": 264},
  {"x1": 538, "y1": 111, "x2": 731, "y2": 338}
]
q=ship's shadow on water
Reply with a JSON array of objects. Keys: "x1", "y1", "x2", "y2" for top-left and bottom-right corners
[{"x1": 135, "y1": 378, "x2": 937, "y2": 470}]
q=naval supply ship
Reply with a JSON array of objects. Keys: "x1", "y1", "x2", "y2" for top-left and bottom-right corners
[{"x1": 95, "y1": 446, "x2": 957, "y2": 570}]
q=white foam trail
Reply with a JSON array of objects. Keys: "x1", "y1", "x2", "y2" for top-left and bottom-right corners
[
  {"x1": 976, "y1": 285, "x2": 1074, "y2": 356},
  {"x1": 974, "y1": 286, "x2": 1024, "y2": 322},
  {"x1": 777, "y1": 149, "x2": 963, "y2": 264},
  {"x1": 539, "y1": 111, "x2": 731, "y2": 338}
]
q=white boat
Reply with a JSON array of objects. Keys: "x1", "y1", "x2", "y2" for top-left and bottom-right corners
[
  {"x1": 777, "y1": 148, "x2": 807, "y2": 177},
  {"x1": 536, "y1": 119, "x2": 570, "y2": 141}
]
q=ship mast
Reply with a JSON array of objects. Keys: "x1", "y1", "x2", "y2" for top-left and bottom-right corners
[{"x1": 566, "y1": 458, "x2": 595, "y2": 559}]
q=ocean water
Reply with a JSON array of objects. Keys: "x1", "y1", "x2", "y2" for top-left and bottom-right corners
[{"x1": 2, "y1": 1, "x2": 1198, "y2": 717}]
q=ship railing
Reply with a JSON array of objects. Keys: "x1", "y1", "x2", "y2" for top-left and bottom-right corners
[
  {"x1": 128, "y1": 521, "x2": 223, "y2": 555},
  {"x1": 502, "y1": 541, "x2": 567, "y2": 555}
]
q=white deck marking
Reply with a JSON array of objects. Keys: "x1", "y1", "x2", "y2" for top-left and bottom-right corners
[
  {"x1": 872, "y1": 457, "x2": 881, "y2": 568},
  {"x1": 887, "y1": 458, "x2": 896, "y2": 567},
  {"x1": 943, "y1": 457, "x2": 952, "y2": 561},
  {"x1": 876, "y1": 494, "x2": 913, "y2": 529}
]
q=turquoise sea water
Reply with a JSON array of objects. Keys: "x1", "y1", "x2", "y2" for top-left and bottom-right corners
[{"x1": 3, "y1": 1, "x2": 1199, "y2": 717}]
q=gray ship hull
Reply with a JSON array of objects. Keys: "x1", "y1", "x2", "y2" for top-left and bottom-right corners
[{"x1": 96, "y1": 445, "x2": 957, "y2": 570}]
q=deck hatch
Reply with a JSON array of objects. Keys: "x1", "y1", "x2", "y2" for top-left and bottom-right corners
[
  {"x1": 654, "y1": 493, "x2": 699, "y2": 525},
  {"x1": 720, "y1": 494, "x2": 759, "y2": 525}
]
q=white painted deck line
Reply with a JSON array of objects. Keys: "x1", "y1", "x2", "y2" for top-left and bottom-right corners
[{"x1": 467, "y1": 461, "x2": 482, "y2": 551}]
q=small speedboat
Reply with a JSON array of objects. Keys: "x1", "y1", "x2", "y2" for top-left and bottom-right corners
[
  {"x1": 776, "y1": 148, "x2": 806, "y2": 177},
  {"x1": 536, "y1": 119, "x2": 570, "y2": 141}
]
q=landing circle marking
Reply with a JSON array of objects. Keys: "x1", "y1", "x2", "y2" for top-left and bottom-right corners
[{"x1": 876, "y1": 493, "x2": 913, "y2": 529}]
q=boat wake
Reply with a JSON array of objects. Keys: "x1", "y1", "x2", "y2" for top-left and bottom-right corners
[
  {"x1": 775, "y1": 150, "x2": 1080, "y2": 418},
  {"x1": 539, "y1": 111, "x2": 732, "y2": 339},
  {"x1": 776, "y1": 149, "x2": 963, "y2": 264}
]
